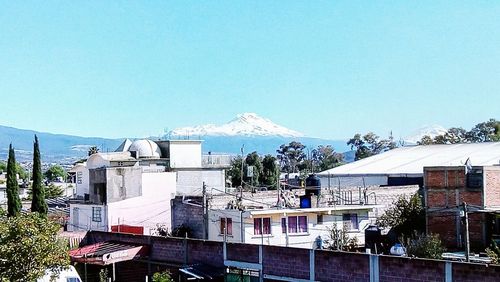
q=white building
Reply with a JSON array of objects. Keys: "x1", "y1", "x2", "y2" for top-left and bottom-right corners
[
  {"x1": 68, "y1": 138, "x2": 229, "y2": 235},
  {"x1": 208, "y1": 205, "x2": 377, "y2": 249}
]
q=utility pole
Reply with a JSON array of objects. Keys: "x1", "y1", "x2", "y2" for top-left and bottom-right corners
[
  {"x1": 240, "y1": 145, "x2": 244, "y2": 201},
  {"x1": 462, "y1": 202, "x2": 470, "y2": 262},
  {"x1": 202, "y1": 182, "x2": 208, "y2": 239}
]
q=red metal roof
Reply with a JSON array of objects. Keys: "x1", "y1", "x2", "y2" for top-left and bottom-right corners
[{"x1": 69, "y1": 241, "x2": 149, "y2": 265}]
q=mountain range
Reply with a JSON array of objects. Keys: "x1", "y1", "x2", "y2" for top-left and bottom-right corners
[
  {"x1": 0, "y1": 113, "x2": 449, "y2": 164},
  {"x1": 0, "y1": 113, "x2": 350, "y2": 163}
]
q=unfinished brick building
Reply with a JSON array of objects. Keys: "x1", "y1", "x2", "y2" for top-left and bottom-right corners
[{"x1": 424, "y1": 165, "x2": 500, "y2": 250}]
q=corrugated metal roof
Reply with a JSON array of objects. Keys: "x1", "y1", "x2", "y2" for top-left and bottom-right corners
[{"x1": 318, "y1": 143, "x2": 500, "y2": 176}]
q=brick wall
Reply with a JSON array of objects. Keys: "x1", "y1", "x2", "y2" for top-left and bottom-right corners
[
  {"x1": 171, "y1": 196, "x2": 205, "y2": 239},
  {"x1": 262, "y1": 245, "x2": 310, "y2": 280},
  {"x1": 80, "y1": 231, "x2": 500, "y2": 281},
  {"x1": 484, "y1": 167, "x2": 500, "y2": 208},
  {"x1": 315, "y1": 251, "x2": 369, "y2": 281}
]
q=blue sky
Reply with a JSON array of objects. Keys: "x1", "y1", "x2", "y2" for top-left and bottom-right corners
[{"x1": 1, "y1": 1, "x2": 499, "y2": 140}]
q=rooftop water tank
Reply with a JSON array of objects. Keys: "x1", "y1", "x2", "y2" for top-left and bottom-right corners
[{"x1": 305, "y1": 174, "x2": 321, "y2": 196}]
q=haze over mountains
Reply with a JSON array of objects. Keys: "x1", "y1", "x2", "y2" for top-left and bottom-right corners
[{"x1": 0, "y1": 113, "x2": 446, "y2": 163}]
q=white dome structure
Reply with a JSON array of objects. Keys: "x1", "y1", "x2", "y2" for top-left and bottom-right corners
[{"x1": 128, "y1": 139, "x2": 162, "y2": 159}]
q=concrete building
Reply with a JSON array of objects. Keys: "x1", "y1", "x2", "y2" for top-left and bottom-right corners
[
  {"x1": 68, "y1": 138, "x2": 229, "y2": 235},
  {"x1": 318, "y1": 143, "x2": 500, "y2": 188},
  {"x1": 207, "y1": 205, "x2": 376, "y2": 249},
  {"x1": 424, "y1": 165, "x2": 500, "y2": 250}
]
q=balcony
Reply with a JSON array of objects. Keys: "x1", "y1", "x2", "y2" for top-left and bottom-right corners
[{"x1": 202, "y1": 154, "x2": 233, "y2": 168}]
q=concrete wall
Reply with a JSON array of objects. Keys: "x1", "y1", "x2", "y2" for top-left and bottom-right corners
[
  {"x1": 68, "y1": 204, "x2": 108, "y2": 232},
  {"x1": 169, "y1": 142, "x2": 202, "y2": 168},
  {"x1": 106, "y1": 171, "x2": 176, "y2": 234},
  {"x1": 175, "y1": 169, "x2": 225, "y2": 195},
  {"x1": 208, "y1": 208, "x2": 371, "y2": 248},
  {"x1": 82, "y1": 231, "x2": 500, "y2": 282},
  {"x1": 319, "y1": 175, "x2": 388, "y2": 188},
  {"x1": 74, "y1": 165, "x2": 89, "y2": 198}
]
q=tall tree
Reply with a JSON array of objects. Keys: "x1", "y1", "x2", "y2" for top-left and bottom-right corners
[
  {"x1": 6, "y1": 144, "x2": 21, "y2": 217},
  {"x1": 44, "y1": 165, "x2": 67, "y2": 182},
  {"x1": 31, "y1": 135, "x2": 47, "y2": 215},
  {"x1": 311, "y1": 145, "x2": 343, "y2": 172},
  {"x1": 226, "y1": 156, "x2": 243, "y2": 187},
  {"x1": 260, "y1": 155, "x2": 279, "y2": 189},
  {"x1": 245, "y1": 151, "x2": 262, "y2": 187},
  {"x1": 347, "y1": 132, "x2": 394, "y2": 161},
  {"x1": 276, "y1": 141, "x2": 306, "y2": 173}
]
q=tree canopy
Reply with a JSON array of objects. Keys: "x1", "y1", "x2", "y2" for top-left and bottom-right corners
[
  {"x1": 347, "y1": 132, "x2": 396, "y2": 161},
  {"x1": 44, "y1": 165, "x2": 67, "y2": 182},
  {"x1": 376, "y1": 193, "x2": 425, "y2": 239},
  {"x1": 418, "y1": 118, "x2": 500, "y2": 145},
  {"x1": 31, "y1": 135, "x2": 48, "y2": 215},
  {"x1": 0, "y1": 213, "x2": 69, "y2": 281}
]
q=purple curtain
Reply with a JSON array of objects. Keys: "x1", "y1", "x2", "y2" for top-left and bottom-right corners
[
  {"x1": 298, "y1": 216, "x2": 307, "y2": 233},
  {"x1": 254, "y1": 218, "x2": 262, "y2": 235},
  {"x1": 281, "y1": 218, "x2": 286, "y2": 233},
  {"x1": 227, "y1": 218, "x2": 233, "y2": 235},
  {"x1": 263, "y1": 218, "x2": 271, "y2": 234},
  {"x1": 288, "y1": 216, "x2": 297, "y2": 233}
]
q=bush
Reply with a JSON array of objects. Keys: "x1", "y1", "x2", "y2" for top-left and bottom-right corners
[
  {"x1": 152, "y1": 271, "x2": 173, "y2": 282},
  {"x1": 486, "y1": 241, "x2": 500, "y2": 264},
  {"x1": 405, "y1": 233, "x2": 445, "y2": 259},
  {"x1": 325, "y1": 223, "x2": 358, "y2": 251}
]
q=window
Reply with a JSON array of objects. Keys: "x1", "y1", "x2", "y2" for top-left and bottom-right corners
[
  {"x1": 317, "y1": 214, "x2": 323, "y2": 224},
  {"x1": 220, "y1": 217, "x2": 233, "y2": 235},
  {"x1": 92, "y1": 207, "x2": 102, "y2": 222},
  {"x1": 343, "y1": 213, "x2": 358, "y2": 230},
  {"x1": 281, "y1": 216, "x2": 308, "y2": 233},
  {"x1": 254, "y1": 217, "x2": 271, "y2": 235}
]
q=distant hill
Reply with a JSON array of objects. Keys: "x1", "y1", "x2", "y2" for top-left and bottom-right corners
[
  {"x1": 0, "y1": 113, "x2": 351, "y2": 163},
  {"x1": 0, "y1": 125, "x2": 123, "y2": 163}
]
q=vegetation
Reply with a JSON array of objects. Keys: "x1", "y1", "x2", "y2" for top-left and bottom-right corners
[
  {"x1": 152, "y1": 271, "x2": 173, "y2": 282},
  {"x1": 486, "y1": 241, "x2": 500, "y2": 264},
  {"x1": 376, "y1": 193, "x2": 425, "y2": 239},
  {"x1": 88, "y1": 145, "x2": 100, "y2": 156},
  {"x1": 0, "y1": 161, "x2": 28, "y2": 181},
  {"x1": 261, "y1": 155, "x2": 279, "y2": 188},
  {"x1": 245, "y1": 151, "x2": 262, "y2": 187},
  {"x1": 325, "y1": 223, "x2": 358, "y2": 251},
  {"x1": 155, "y1": 224, "x2": 193, "y2": 238},
  {"x1": 418, "y1": 118, "x2": 500, "y2": 145},
  {"x1": 347, "y1": 132, "x2": 396, "y2": 161},
  {"x1": 31, "y1": 135, "x2": 48, "y2": 215},
  {"x1": 6, "y1": 144, "x2": 21, "y2": 217},
  {"x1": 226, "y1": 156, "x2": 244, "y2": 187},
  {"x1": 405, "y1": 233, "x2": 445, "y2": 259},
  {"x1": 44, "y1": 165, "x2": 67, "y2": 182},
  {"x1": 0, "y1": 213, "x2": 69, "y2": 281},
  {"x1": 276, "y1": 141, "x2": 306, "y2": 173},
  {"x1": 28, "y1": 183, "x2": 64, "y2": 200}
]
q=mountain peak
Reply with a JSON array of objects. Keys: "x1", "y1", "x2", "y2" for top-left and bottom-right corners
[
  {"x1": 404, "y1": 125, "x2": 448, "y2": 144},
  {"x1": 170, "y1": 113, "x2": 304, "y2": 137}
]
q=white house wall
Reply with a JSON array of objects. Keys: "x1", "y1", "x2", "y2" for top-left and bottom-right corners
[
  {"x1": 74, "y1": 166, "x2": 89, "y2": 198},
  {"x1": 106, "y1": 172, "x2": 176, "y2": 235},
  {"x1": 208, "y1": 208, "x2": 372, "y2": 249},
  {"x1": 68, "y1": 204, "x2": 108, "y2": 232},
  {"x1": 176, "y1": 169, "x2": 225, "y2": 195},
  {"x1": 169, "y1": 142, "x2": 202, "y2": 168}
]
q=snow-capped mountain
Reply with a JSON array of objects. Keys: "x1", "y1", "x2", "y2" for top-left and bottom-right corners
[
  {"x1": 170, "y1": 113, "x2": 304, "y2": 138},
  {"x1": 404, "y1": 125, "x2": 448, "y2": 144}
]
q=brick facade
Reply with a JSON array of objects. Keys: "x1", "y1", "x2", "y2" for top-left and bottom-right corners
[
  {"x1": 424, "y1": 166, "x2": 500, "y2": 250},
  {"x1": 77, "y1": 231, "x2": 500, "y2": 281}
]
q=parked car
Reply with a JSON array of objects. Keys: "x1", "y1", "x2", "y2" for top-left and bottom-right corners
[{"x1": 37, "y1": 266, "x2": 82, "y2": 282}]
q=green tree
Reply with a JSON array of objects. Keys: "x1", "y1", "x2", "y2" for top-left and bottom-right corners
[
  {"x1": 348, "y1": 132, "x2": 395, "y2": 161},
  {"x1": 466, "y1": 118, "x2": 500, "y2": 142},
  {"x1": 226, "y1": 156, "x2": 243, "y2": 187},
  {"x1": 311, "y1": 145, "x2": 343, "y2": 172},
  {"x1": 31, "y1": 135, "x2": 48, "y2": 215},
  {"x1": 260, "y1": 155, "x2": 279, "y2": 189},
  {"x1": 276, "y1": 141, "x2": 306, "y2": 173},
  {"x1": 376, "y1": 194, "x2": 425, "y2": 239},
  {"x1": 6, "y1": 144, "x2": 21, "y2": 217},
  {"x1": 0, "y1": 213, "x2": 69, "y2": 281},
  {"x1": 44, "y1": 165, "x2": 67, "y2": 182},
  {"x1": 245, "y1": 151, "x2": 262, "y2": 187},
  {"x1": 417, "y1": 135, "x2": 435, "y2": 145},
  {"x1": 0, "y1": 161, "x2": 27, "y2": 181}
]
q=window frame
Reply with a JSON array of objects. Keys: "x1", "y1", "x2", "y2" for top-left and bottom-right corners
[
  {"x1": 220, "y1": 217, "x2": 233, "y2": 236},
  {"x1": 92, "y1": 207, "x2": 102, "y2": 222},
  {"x1": 281, "y1": 215, "x2": 308, "y2": 234},
  {"x1": 342, "y1": 213, "x2": 359, "y2": 230},
  {"x1": 254, "y1": 217, "x2": 272, "y2": 235}
]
